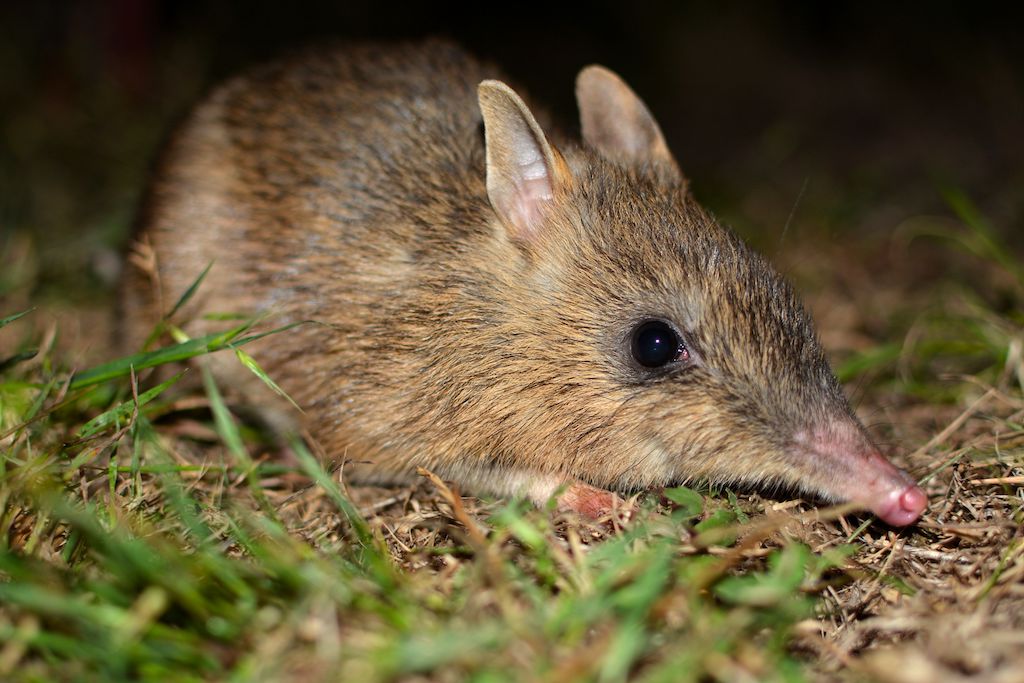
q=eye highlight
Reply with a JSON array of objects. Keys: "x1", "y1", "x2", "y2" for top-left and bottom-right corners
[{"x1": 631, "y1": 320, "x2": 688, "y2": 368}]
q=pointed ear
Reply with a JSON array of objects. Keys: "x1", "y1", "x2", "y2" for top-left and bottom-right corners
[
  {"x1": 576, "y1": 65, "x2": 682, "y2": 182},
  {"x1": 478, "y1": 80, "x2": 570, "y2": 242}
]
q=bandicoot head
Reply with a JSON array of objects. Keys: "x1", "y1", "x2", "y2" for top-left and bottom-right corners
[{"x1": 471, "y1": 66, "x2": 926, "y2": 525}]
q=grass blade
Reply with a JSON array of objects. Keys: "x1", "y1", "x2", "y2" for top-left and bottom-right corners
[
  {"x1": 943, "y1": 187, "x2": 1024, "y2": 288},
  {"x1": 77, "y1": 371, "x2": 186, "y2": 439},
  {"x1": 232, "y1": 347, "x2": 302, "y2": 411},
  {"x1": 0, "y1": 348, "x2": 38, "y2": 372},
  {"x1": 70, "y1": 324, "x2": 253, "y2": 390},
  {"x1": 0, "y1": 309, "x2": 33, "y2": 329},
  {"x1": 166, "y1": 262, "x2": 214, "y2": 320},
  {"x1": 289, "y1": 436, "x2": 395, "y2": 577},
  {"x1": 71, "y1": 319, "x2": 310, "y2": 390}
]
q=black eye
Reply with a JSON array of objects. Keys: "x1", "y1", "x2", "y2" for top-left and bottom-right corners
[{"x1": 631, "y1": 320, "x2": 687, "y2": 368}]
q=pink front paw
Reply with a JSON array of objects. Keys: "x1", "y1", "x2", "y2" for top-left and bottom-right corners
[{"x1": 557, "y1": 481, "x2": 632, "y2": 520}]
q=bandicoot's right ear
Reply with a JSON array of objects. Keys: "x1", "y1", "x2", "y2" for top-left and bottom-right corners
[{"x1": 478, "y1": 80, "x2": 571, "y2": 243}]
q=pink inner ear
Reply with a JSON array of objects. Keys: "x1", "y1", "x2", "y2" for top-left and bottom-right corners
[
  {"x1": 590, "y1": 106, "x2": 644, "y2": 159},
  {"x1": 506, "y1": 152, "x2": 553, "y2": 239}
]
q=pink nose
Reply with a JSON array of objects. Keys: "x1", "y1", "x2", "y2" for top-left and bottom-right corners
[
  {"x1": 871, "y1": 483, "x2": 928, "y2": 526},
  {"x1": 792, "y1": 423, "x2": 928, "y2": 526}
]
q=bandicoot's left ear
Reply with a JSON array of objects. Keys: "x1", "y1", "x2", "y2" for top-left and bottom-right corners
[{"x1": 576, "y1": 65, "x2": 683, "y2": 183}]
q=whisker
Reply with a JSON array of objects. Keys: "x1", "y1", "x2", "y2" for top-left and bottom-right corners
[{"x1": 778, "y1": 176, "x2": 810, "y2": 252}]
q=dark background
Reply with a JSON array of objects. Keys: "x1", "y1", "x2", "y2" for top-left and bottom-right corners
[{"x1": 1, "y1": 1, "x2": 1022, "y2": 304}]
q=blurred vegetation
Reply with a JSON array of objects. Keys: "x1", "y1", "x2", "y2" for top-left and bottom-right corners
[{"x1": 1, "y1": 2, "x2": 1021, "y2": 304}]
